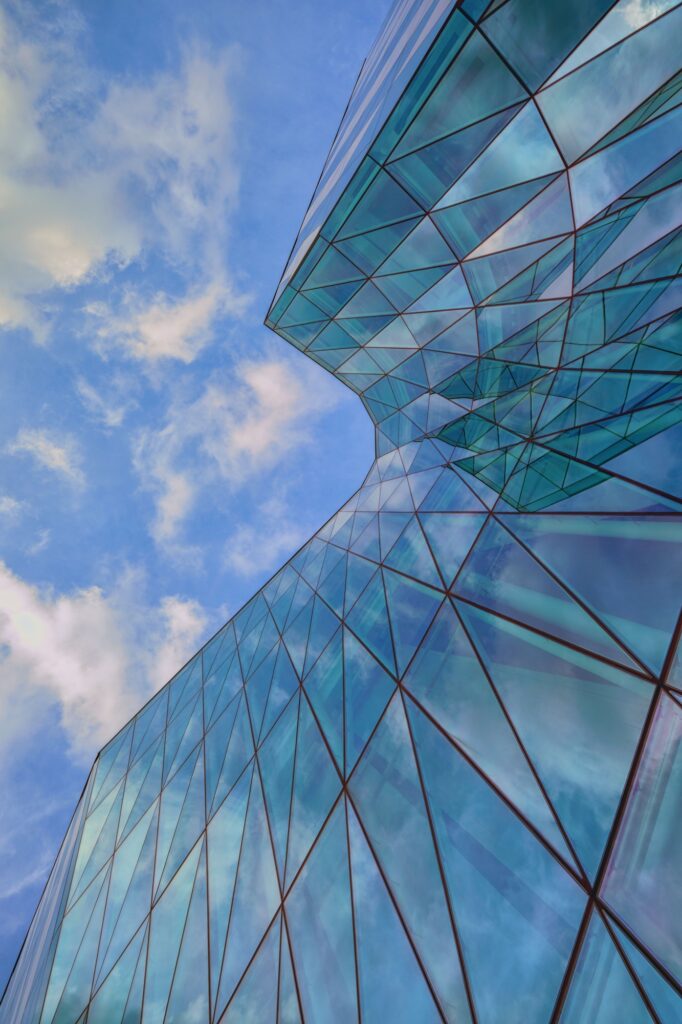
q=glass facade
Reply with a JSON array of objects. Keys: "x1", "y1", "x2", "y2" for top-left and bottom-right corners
[{"x1": 2, "y1": 1, "x2": 681, "y2": 1021}]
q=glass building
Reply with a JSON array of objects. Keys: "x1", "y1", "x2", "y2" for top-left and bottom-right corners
[{"x1": 2, "y1": 1, "x2": 681, "y2": 1021}]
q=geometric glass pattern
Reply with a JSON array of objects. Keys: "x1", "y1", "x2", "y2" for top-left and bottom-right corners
[{"x1": 2, "y1": 1, "x2": 681, "y2": 1021}]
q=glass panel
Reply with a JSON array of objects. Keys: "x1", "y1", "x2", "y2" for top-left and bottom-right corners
[
  {"x1": 602, "y1": 694, "x2": 682, "y2": 983},
  {"x1": 285, "y1": 802, "x2": 358, "y2": 1024},
  {"x1": 350, "y1": 694, "x2": 472, "y2": 1022},
  {"x1": 561, "y1": 911, "x2": 651, "y2": 1024},
  {"x1": 408, "y1": 699, "x2": 586, "y2": 1024}
]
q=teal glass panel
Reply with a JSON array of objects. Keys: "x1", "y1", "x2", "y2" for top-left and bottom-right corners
[
  {"x1": 344, "y1": 628, "x2": 395, "y2": 773},
  {"x1": 506, "y1": 515, "x2": 682, "y2": 673},
  {"x1": 346, "y1": 569, "x2": 396, "y2": 673},
  {"x1": 383, "y1": 568, "x2": 443, "y2": 676},
  {"x1": 459, "y1": 603, "x2": 653, "y2": 879},
  {"x1": 156, "y1": 745, "x2": 204, "y2": 896},
  {"x1": 142, "y1": 840, "x2": 202, "y2": 1023},
  {"x1": 286, "y1": 696, "x2": 340, "y2": 884},
  {"x1": 403, "y1": 601, "x2": 574, "y2": 864},
  {"x1": 454, "y1": 517, "x2": 639, "y2": 669},
  {"x1": 536, "y1": 6, "x2": 682, "y2": 163},
  {"x1": 350, "y1": 694, "x2": 472, "y2": 1022},
  {"x1": 303, "y1": 629, "x2": 343, "y2": 769},
  {"x1": 208, "y1": 696, "x2": 253, "y2": 816},
  {"x1": 118, "y1": 734, "x2": 163, "y2": 843},
  {"x1": 347, "y1": 806, "x2": 442, "y2": 1023},
  {"x1": 285, "y1": 802, "x2": 358, "y2": 1024},
  {"x1": 561, "y1": 911, "x2": 651, "y2": 1024},
  {"x1": 206, "y1": 768, "x2": 251, "y2": 1013},
  {"x1": 389, "y1": 106, "x2": 519, "y2": 209},
  {"x1": 602, "y1": 694, "x2": 682, "y2": 983},
  {"x1": 221, "y1": 918, "x2": 280, "y2": 1022},
  {"x1": 279, "y1": 926, "x2": 303, "y2": 1024},
  {"x1": 258, "y1": 695, "x2": 298, "y2": 881},
  {"x1": 88, "y1": 923, "x2": 147, "y2": 1024},
  {"x1": 154, "y1": 745, "x2": 204, "y2": 897},
  {"x1": 418, "y1": 511, "x2": 485, "y2": 586},
  {"x1": 439, "y1": 101, "x2": 563, "y2": 206},
  {"x1": 164, "y1": 847, "x2": 208, "y2": 1024},
  {"x1": 484, "y1": 0, "x2": 614, "y2": 92},
  {"x1": 96, "y1": 802, "x2": 157, "y2": 985},
  {"x1": 215, "y1": 774, "x2": 279, "y2": 1018},
  {"x1": 609, "y1": 917, "x2": 682, "y2": 1024},
  {"x1": 394, "y1": 29, "x2": 527, "y2": 158},
  {"x1": 408, "y1": 699, "x2": 586, "y2": 1024}
]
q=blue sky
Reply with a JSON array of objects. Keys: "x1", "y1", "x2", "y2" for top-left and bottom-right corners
[{"x1": 0, "y1": 0, "x2": 392, "y2": 987}]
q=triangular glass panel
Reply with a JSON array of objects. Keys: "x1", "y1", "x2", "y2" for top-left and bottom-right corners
[
  {"x1": 215, "y1": 772, "x2": 280, "y2": 1018},
  {"x1": 408, "y1": 699, "x2": 586, "y2": 1024},
  {"x1": 221, "y1": 916, "x2": 280, "y2": 1022},
  {"x1": 349, "y1": 694, "x2": 472, "y2": 1022},
  {"x1": 207, "y1": 767, "x2": 252, "y2": 1014},
  {"x1": 348, "y1": 805, "x2": 443, "y2": 1023},
  {"x1": 454, "y1": 517, "x2": 642, "y2": 669},
  {"x1": 458, "y1": 602, "x2": 652, "y2": 879},
  {"x1": 285, "y1": 802, "x2": 358, "y2": 1023},
  {"x1": 286, "y1": 697, "x2": 340, "y2": 884},
  {"x1": 404, "y1": 601, "x2": 576, "y2": 866},
  {"x1": 561, "y1": 911, "x2": 653, "y2": 1024}
]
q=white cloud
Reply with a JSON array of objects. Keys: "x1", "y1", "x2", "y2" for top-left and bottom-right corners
[
  {"x1": 88, "y1": 278, "x2": 250, "y2": 365},
  {"x1": 133, "y1": 356, "x2": 338, "y2": 549},
  {"x1": 0, "y1": 495, "x2": 24, "y2": 517},
  {"x1": 225, "y1": 492, "x2": 310, "y2": 579},
  {"x1": 7, "y1": 428, "x2": 85, "y2": 489},
  {"x1": 0, "y1": 8, "x2": 245, "y2": 344},
  {"x1": 0, "y1": 562, "x2": 208, "y2": 760},
  {"x1": 26, "y1": 528, "x2": 51, "y2": 556},
  {"x1": 75, "y1": 376, "x2": 132, "y2": 429}
]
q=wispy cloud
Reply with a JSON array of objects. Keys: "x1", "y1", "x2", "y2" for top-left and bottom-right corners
[
  {"x1": 0, "y1": 495, "x2": 24, "y2": 518},
  {"x1": 133, "y1": 355, "x2": 339, "y2": 551},
  {"x1": 88, "y1": 278, "x2": 250, "y2": 365},
  {"x1": 0, "y1": 7, "x2": 245, "y2": 347},
  {"x1": 7, "y1": 428, "x2": 85, "y2": 489},
  {"x1": 74, "y1": 377, "x2": 132, "y2": 429},
  {"x1": 225, "y1": 490, "x2": 310, "y2": 579},
  {"x1": 26, "y1": 528, "x2": 51, "y2": 556},
  {"x1": 0, "y1": 562, "x2": 208, "y2": 760}
]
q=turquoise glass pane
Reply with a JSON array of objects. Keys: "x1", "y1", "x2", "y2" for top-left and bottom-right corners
[
  {"x1": 602, "y1": 694, "x2": 682, "y2": 983},
  {"x1": 459, "y1": 603, "x2": 653, "y2": 880},
  {"x1": 10, "y1": 3, "x2": 682, "y2": 1022},
  {"x1": 350, "y1": 694, "x2": 472, "y2": 1022},
  {"x1": 285, "y1": 803, "x2": 358, "y2": 1024},
  {"x1": 561, "y1": 911, "x2": 651, "y2": 1024},
  {"x1": 409, "y1": 699, "x2": 586, "y2": 1024},
  {"x1": 347, "y1": 807, "x2": 442, "y2": 1023}
]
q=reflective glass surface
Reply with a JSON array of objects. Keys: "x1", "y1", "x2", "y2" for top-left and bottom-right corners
[{"x1": 3, "y1": 1, "x2": 681, "y2": 1021}]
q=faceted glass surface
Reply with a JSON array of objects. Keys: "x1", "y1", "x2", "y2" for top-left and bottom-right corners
[{"x1": 2, "y1": 1, "x2": 681, "y2": 1021}]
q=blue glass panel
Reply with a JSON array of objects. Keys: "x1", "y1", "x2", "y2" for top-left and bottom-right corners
[
  {"x1": 286, "y1": 697, "x2": 340, "y2": 884},
  {"x1": 404, "y1": 601, "x2": 574, "y2": 863},
  {"x1": 561, "y1": 911, "x2": 651, "y2": 1024},
  {"x1": 408, "y1": 699, "x2": 586, "y2": 1024},
  {"x1": 221, "y1": 917, "x2": 280, "y2": 1022},
  {"x1": 610, "y1": 917, "x2": 682, "y2": 1024},
  {"x1": 285, "y1": 802, "x2": 358, "y2": 1024},
  {"x1": 348, "y1": 806, "x2": 442, "y2": 1022},
  {"x1": 215, "y1": 773, "x2": 280, "y2": 1017},
  {"x1": 350, "y1": 694, "x2": 472, "y2": 1022},
  {"x1": 459, "y1": 603, "x2": 653, "y2": 879},
  {"x1": 602, "y1": 694, "x2": 682, "y2": 983}
]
